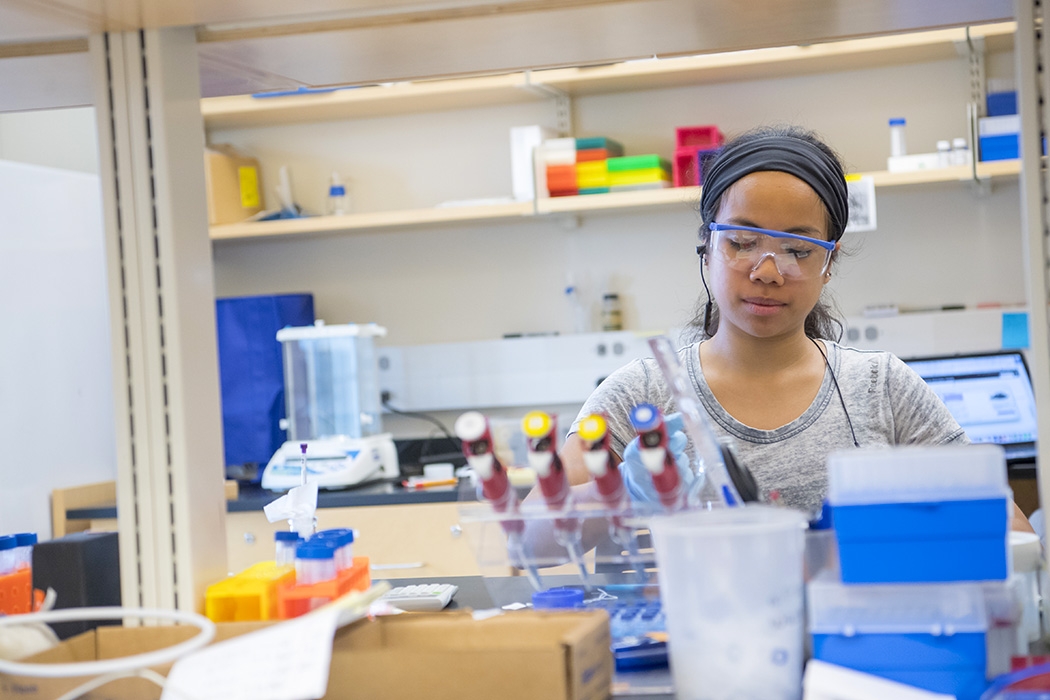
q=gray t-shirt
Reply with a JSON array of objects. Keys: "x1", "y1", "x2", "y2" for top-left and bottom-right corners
[{"x1": 571, "y1": 340, "x2": 967, "y2": 514}]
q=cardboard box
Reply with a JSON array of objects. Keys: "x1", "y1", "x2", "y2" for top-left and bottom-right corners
[
  {"x1": 0, "y1": 610, "x2": 611, "y2": 700},
  {"x1": 203, "y1": 144, "x2": 264, "y2": 226}
]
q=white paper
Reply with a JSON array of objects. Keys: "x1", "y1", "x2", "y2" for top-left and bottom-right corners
[
  {"x1": 263, "y1": 483, "x2": 319, "y2": 539},
  {"x1": 161, "y1": 607, "x2": 340, "y2": 700},
  {"x1": 844, "y1": 175, "x2": 877, "y2": 233}
]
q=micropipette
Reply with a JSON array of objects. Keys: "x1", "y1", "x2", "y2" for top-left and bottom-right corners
[
  {"x1": 577, "y1": 414, "x2": 648, "y2": 581},
  {"x1": 629, "y1": 403, "x2": 685, "y2": 510},
  {"x1": 454, "y1": 411, "x2": 543, "y2": 590},
  {"x1": 647, "y1": 336, "x2": 759, "y2": 507},
  {"x1": 521, "y1": 411, "x2": 592, "y2": 589}
]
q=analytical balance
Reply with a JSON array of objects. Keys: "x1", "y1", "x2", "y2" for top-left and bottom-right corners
[{"x1": 261, "y1": 322, "x2": 399, "y2": 491}]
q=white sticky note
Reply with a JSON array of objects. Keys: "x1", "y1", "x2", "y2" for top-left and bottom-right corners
[{"x1": 161, "y1": 607, "x2": 340, "y2": 700}]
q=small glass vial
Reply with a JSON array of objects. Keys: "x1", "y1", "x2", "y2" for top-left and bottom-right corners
[
  {"x1": 275, "y1": 531, "x2": 302, "y2": 567},
  {"x1": 601, "y1": 293, "x2": 623, "y2": 331},
  {"x1": 13, "y1": 533, "x2": 36, "y2": 571},
  {"x1": 326, "y1": 172, "x2": 349, "y2": 216},
  {"x1": 0, "y1": 535, "x2": 16, "y2": 576},
  {"x1": 888, "y1": 118, "x2": 907, "y2": 157},
  {"x1": 295, "y1": 540, "x2": 337, "y2": 585},
  {"x1": 936, "y1": 140, "x2": 951, "y2": 167}
]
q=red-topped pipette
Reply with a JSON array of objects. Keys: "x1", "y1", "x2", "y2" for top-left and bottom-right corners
[
  {"x1": 629, "y1": 403, "x2": 685, "y2": 510},
  {"x1": 522, "y1": 411, "x2": 591, "y2": 589},
  {"x1": 577, "y1": 414, "x2": 647, "y2": 580},
  {"x1": 454, "y1": 411, "x2": 542, "y2": 590}
]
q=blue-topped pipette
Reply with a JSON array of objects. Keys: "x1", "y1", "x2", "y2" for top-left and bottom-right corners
[{"x1": 629, "y1": 403, "x2": 686, "y2": 511}]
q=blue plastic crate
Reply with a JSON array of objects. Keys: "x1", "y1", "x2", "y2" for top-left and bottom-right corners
[
  {"x1": 833, "y1": 498, "x2": 1009, "y2": 583},
  {"x1": 987, "y1": 91, "x2": 1018, "y2": 117},
  {"x1": 980, "y1": 134, "x2": 1019, "y2": 161},
  {"x1": 812, "y1": 632, "x2": 988, "y2": 700}
]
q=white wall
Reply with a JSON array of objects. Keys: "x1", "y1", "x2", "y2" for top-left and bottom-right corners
[
  {"x1": 0, "y1": 158, "x2": 115, "y2": 539},
  {"x1": 0, "y1": 107, "x2": 99, "y2": 174},
  {"x1": 209, "y1": 52, "x2": 1026, "y2": 349}
]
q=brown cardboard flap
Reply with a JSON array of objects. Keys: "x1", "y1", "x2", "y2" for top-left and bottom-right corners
[
  {"x1": 1, "y1": 611, "x2": 609, "y2": 700},
  {"x1": 327, "y1": 610, "x2": 610, "y2": 700},
  {"x1": 351, "y1": 610, "x2": 606, "y2": 651}
]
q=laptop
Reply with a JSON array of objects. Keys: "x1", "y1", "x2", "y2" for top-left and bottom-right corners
[{"x1": 902, "y1": 351, "x2": 1039, "y2": 466}]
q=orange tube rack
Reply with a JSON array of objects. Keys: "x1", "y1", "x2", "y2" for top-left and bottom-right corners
[
  {"x1": 276, "y1": 556, "x2": 371, "y2": 619},
  {"x1": 0, "y1": 567, "x2": 33, "y2": 615}
]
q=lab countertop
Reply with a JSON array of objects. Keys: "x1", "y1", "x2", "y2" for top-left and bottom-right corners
[{"x1": 65, "y1": 478, "x2": 496, "y2": 520}]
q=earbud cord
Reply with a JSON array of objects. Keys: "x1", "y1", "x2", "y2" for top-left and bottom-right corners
[
  {"x1": 697, "y1": 245, "x2": 713, "y2": 337},
  {"x1": 810, "y1": 337, "x2": 860, "y2": 448}
]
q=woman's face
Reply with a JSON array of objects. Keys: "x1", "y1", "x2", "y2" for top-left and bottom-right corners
[{"x1": 705, "y1": 170, "x2": 836, "y2": 341}]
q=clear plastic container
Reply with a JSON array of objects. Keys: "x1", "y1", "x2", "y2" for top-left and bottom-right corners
[
  {"x1": 889, "y1": 118, "x2": 907, "y2": 157},
  {"x1": 274, "y1": 531, "x2": 303, "y2": 566},
  {"x1": 827, "y1": 444, "x2": 1009, "y2": 506},
  {"x1": 312, "y1": 528, "x2": 355, "y2": 571},
  {"x1": 808, "y1": 574, "x2": 1021, "y2": 680},
  {"x1": 649, "y1": 505, "x2": 807, "y2": 700},
  {"x1": 294, "y1": 540, "x2": 337, "y2": 585},
  {"x1": 326, "y1": 172, "x2": 349, "y2": 216},
  {"x1": 277, "y1": 322, "x2": 387, "y2": 441}
]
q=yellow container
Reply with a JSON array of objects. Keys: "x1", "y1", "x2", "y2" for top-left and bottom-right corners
[
  {"x1": 575, "y1": 160, "x2": 609, "y2": 189},
  {"x1": 608, "y1": 167, "x2": 671, "y2": 187},
  {"x1": 205, "y1": 561, "x2": 296, "y2": 622}
]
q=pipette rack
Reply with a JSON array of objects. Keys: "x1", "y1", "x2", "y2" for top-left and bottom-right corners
[{"x1": 457, "y1": 493, "x2": 666, "y2": 607}]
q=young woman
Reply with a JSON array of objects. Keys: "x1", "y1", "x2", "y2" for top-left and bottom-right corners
[{"x1": 557, "y1": 125, "x2": 1032, "y2": 530}]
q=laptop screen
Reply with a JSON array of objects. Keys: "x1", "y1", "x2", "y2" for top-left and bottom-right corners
[{"x1": 902, "y1": 351, "x2": 1038, "y2": 463}]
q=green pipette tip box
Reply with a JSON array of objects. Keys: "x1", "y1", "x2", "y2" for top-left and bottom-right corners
[{"x1": 607, "y1": 154, "x2": 671, "y2": 172}]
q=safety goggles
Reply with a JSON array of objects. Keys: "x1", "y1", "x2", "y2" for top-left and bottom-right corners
[{"x1": 706, "y1": 223, "x2": 835, "y2": 280}]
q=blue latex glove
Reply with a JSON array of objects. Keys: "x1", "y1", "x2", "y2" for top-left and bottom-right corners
[{"x1": 620, "y1": 412, "x2": 695, "y2": 504}]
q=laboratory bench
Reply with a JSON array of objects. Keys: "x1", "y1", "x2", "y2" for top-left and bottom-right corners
[{"x1": 58, "y1": 478, "x2": 519, "y2": 577}]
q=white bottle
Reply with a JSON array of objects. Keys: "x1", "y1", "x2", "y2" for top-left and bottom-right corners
[
  {"x1": 936, "y1": 140, "x2": 952, "y2": 167},
  {"x1": 326, "y1": 172, "x2": 349, "y2": 216},
  {"x1": 888, "y1": 118, "x2": 907, "y2": 157},
  {"x1": 951, "y1": 137, "x2": 971, "y2": 166}
]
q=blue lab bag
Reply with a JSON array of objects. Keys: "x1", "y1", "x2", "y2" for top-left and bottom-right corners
[{"x1": 216, "y1": 293, "x2": 314, "y2": 481}]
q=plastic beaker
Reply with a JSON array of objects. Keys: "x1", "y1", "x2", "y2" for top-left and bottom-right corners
[{"x1": 649, "y1": 505, "x2": 807, "y2": 700}]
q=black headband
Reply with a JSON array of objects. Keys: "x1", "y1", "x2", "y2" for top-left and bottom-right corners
[{"x1": 699, "y1": 134, "x2": 848, "y2": 241}]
